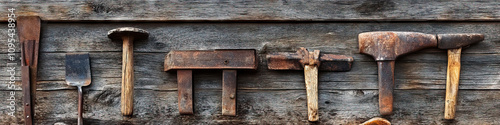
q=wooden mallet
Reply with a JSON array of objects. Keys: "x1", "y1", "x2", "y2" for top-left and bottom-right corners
[
  {"x1": 108, "y1": 27, "x2": 149, "y2": 116},
  {"x1": 437, "y1": 34, "x2": 484, "y2": 119},
  {"x1": 267, "y1": 47, "x2": 353, "y2": 121}
]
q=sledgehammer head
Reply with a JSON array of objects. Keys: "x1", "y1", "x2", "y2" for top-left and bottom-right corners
[{"x1": 359, "y1": 31, "x2": 438, "y2": 61}]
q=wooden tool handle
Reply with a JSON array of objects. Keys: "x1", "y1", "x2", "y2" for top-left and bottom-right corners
[
  {"x1": 78, "y1": 86, "x2": 84, "y2": 125},
  {"x1": 377, "y1": 61, "x2": 395, "y2": 115},
  {"x1": 444, "y1": 48, "x2": 462, "y2": 119},
  {"x1": 304, "y1": 65, "x2": 319, "y2": 121},
  {"x1": 121, "y1": 36, "x2": 135, "y2": 116},
  {"x1": 21, "y1": 66, "x2": 32, "y2": 125}
]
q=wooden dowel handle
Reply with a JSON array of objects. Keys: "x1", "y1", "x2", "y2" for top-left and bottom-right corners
[
  {"x1": 304, "y1": 65, "x2": 319, "y2": 121},
  {"x1": 377, "y1": 61, "x2": 395, "y2": 115},
  {"x1": 444, "y1": 48, "x2": 462, "y2": 119},
  {"x1": 121, "y1": 36, "x2": 135, "y2": 116}
]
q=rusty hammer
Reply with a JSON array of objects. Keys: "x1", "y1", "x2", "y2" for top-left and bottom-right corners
[
  {"x1": 359, "y1": 31, "x2": 438, "y2": 115},
  {"x1": 437, "y1": 34, "x2": 484, "y2": 119},
  {"x1": 165, "y1": 49, "x2": 257, "y2": 116},
  {"x1": 267, "y1": 47, "x2": 353, "y2": 121},
  {"x1": 359, "y1": 31, "x2": 483, "y2": 115}
]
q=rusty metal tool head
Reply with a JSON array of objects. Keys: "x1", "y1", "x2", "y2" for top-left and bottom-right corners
[
  {"x1": 438, "y1": 33, "x2": 484, "y2": 119},
  {"x1": 267, "y1": 47, "x2": 353, "y2": 122},
  {"x1": 164, "y1": 49, "x2": 257, "y2": 116},
  {"x1": 18, "y1": 16, "x2": 41, "y2": 125},
  {"x1": 108, "y1": 27, "x2": 149, "y2": 116},
  {"x1": 358, "y1": 31, "x2": 438, "y2": 115},
  {"x1": 65, "y1": 53, "x2": 92, "y2": 125}
]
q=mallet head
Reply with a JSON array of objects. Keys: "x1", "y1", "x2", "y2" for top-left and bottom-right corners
[{"x1": 108, "y1": 27, "x2": 149, "y2": 41}]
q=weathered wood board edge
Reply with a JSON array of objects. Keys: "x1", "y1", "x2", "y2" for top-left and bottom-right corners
[{"x1": 2, "y1": 0, "x2": 500, "y2": 22}]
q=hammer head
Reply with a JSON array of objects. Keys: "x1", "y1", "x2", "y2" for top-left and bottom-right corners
[
  {"x1": 359, "y1": 31, "x2": 437, "y2": 61},
  {"x1": 108, "y1": 27, "x2": 149, "y2": 41},
  {"x1": 437, "y1": 33, "x2": 484, "y2": 49},
  {"x1": 267, "y1": 48, "x2": 353, "y2": 71}
]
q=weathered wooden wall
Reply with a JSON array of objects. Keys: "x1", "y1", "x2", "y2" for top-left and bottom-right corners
[{"x1": 1, "y1": 0, "x2": 500, "y2": 125}]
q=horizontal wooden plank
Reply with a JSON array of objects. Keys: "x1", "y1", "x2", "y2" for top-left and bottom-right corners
[
  {"x1": 1, "y1": 89, "x2": 499, "y2": 124},
  {"x1": 0, "y1": 52, "x2": 498, "y2": 91},
  {"x1": 0, "y1": 22, "x2": 498, "y2": 54},
  {"x1": 165, "y1": 50, "x2": 257, "y2": 71},
  {"x1": 2, "y1": 0, "x2": 500, "y2": 21}
]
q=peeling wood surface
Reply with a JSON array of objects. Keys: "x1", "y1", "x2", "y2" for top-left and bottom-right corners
[
  {"x1": 2, "y1": 0, "x2": 500, "y2": 22},
  {"x1": 0, "y1": 22, "x2": 498, "y2": 124}
]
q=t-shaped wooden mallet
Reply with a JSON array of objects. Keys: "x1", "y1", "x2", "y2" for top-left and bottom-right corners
[
  {"x1": 108, "y1": 27, "x2": 149, "y2": 116},
  {"x1": 437, "y1": 34, "x2": 484, "y2": 119},
  {"x1": 164, "y1": 49, "x2": 257, "y2": 116},
  {"x1": 359, "y1": 31, "x2": 438, "y2": 115},
  {"x1": 267, "y1": 48, "x2": 353, "y2": 121}
]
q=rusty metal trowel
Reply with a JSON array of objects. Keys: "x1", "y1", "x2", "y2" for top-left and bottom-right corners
[{"x1": 65, "y1": 53, "x2": 91, "y2": 125}]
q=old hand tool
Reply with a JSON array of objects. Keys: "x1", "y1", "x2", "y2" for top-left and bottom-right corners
[
  {"x1": 65, "y1": 53, "x2": 92, "y2": 125},
  {"x1": 437, "y1": 34, "x2": 484, "y2": 119},
  {"x1": 359, "y1": 31, "x2": 437, "y2": 115},
  {"x1": 361, "y1": 117, "x2": 391, "y2": 125},
  {"x1": 18, "y1": 16, "x2": 41, "y2": 125},
  {"x1": 108, "y1": 27, "x2": 149, "y2": 116},
  {"x1": 165, "y1": 50, "x2": 257, "y2": 116},
  {"x1": 267, "y1": 47, "x2": 353, "y2": 121}
]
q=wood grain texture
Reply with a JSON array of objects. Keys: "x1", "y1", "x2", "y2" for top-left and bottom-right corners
[
  {"x1": 2, "y1": 90, "x2": 500, "y2": 124},
  {"x1": 444, "y1": 48, "x2": 462, "y2": 120},
  {"x1": 0, "y1": 22, "x2": 498, "y2": 124},
  {"x1": 304, "y1": 65, "x2": 319, "y2": 122},
  {"x1": 120, "y1": 36, "x2": 134, "y2": 116},
  {"x1": 3, "y1": 0, "x2": 500, "y2": 21}
]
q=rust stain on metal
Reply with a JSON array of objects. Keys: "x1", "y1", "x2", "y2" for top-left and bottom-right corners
[
  {"x1": 165, "y1": 49, "x2": 257, "y2": 71},
  {"x1": 359, "y1": 31, "x2": 437, "y2": 61},
  {"x1": 267, "y1": 48, "x2": 353, "y2": 71},
  {"x1": 18, "y1": 16, "x2": 41, "y2": 125},
  {"x1": 358, "y1": 31, "x2": 438, "y2": 115},
  {"x1": 266, "y1": 47, "x2": 353, "y2": 122},
  {"x1": 222, "y1": 70, "x2": 237, "y2": 116},
  {"x1": 437, "y1": 33, "x2": 484, "y2": 49},
  {"x1": 177, "y1": 70, "x2": 193, "y2": 115},
  {"x1": 165, "y1": 49, "x2": 257, "y2": 116}
]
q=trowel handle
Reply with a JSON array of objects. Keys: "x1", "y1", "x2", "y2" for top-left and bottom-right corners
[
  {"x1": 444, "y1": 48, "x2": 462, "y2": 119},
  {"x1": 78, "y1": 86, "x2": 83, "y2": 125},
  {"x1": 121, "y1": 37, "x2": 135, "y2": 116},
  {"x1": 377, "y1": 61, "x2": 395, "y2": 115},
  {"x1": 304, "y1": 65, "x2": 319, "y2": 121}
]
